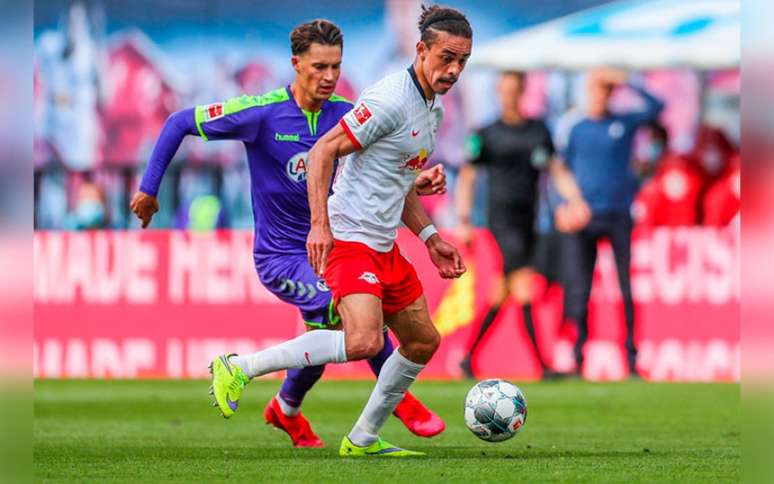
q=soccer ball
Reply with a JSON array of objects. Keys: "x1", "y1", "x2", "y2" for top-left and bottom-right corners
[{"x1": 464, "y1": 379, "x2": 527, "y2": 442}]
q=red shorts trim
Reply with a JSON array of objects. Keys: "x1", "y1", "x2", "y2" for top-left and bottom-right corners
[{"x1": 324, "y1": 239, "x2": 423, "y2": 316}]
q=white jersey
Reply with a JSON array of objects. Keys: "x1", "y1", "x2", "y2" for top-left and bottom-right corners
[{"x1": 329, "y1": 67, "x2": 444, "y2": 252}]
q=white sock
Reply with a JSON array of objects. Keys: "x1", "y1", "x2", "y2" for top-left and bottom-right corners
[
  {"x1": 230, "y1": 330, "x2": 346, "y2": 378},
  {"x1": 276, "y1": 393, "x2": 299, "y2": 417},
  {"x1": 348, "y1": 349, "x2": 425, "y2": 447}
]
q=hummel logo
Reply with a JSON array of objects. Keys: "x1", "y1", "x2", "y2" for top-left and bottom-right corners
[
  {"x1": 411, "y1": 129, "x2": 420, "y2": 137},
  {"x1": 275, "y1": 132, "x2": 300, "y2": 142}
]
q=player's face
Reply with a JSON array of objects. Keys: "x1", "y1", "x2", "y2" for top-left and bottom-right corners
[
  {"x1": 587, "y1": 80, "x2": 614, "y2": 117},
  {"x1": 496, "y1": 74, "x2": 524, "y2": 112},
  {"x1": 417, "y1": 32, "x2": 472, "y2": 95},
  {"x1": 292, "y1": 43, "x2": 342, "y2": 102}
]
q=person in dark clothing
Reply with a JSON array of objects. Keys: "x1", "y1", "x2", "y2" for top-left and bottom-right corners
[
  {"x1": 556, "y1": 68, "x2": 664, "y2": 378},
  {"x1": 456, "y1": 71, "x2": 588, "y2": 379}
]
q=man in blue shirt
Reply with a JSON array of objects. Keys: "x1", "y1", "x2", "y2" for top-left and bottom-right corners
[
  {"x1": 556, "y1": 68, "x2": 664, "y2": 378},
  {"x1": 130, "y1": 19, "x2": 446, "y2": 448}
]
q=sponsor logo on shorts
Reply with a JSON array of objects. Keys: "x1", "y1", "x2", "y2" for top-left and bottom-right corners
[
  {"x1": 353, "y1": 102, "x2": 372, "y2": 125},
  {"x1": 316, "y1": 280, "x2": 330, "y2": 292},
  {"x1": 203, "y1": 102, "x2": 224, "y2": 122},
  {"x1": 358, "y1": 272, "x2": 379, "y2": 285},
  {"x1": 286, "y1": 151, "x2": 309, "y2": 182}
]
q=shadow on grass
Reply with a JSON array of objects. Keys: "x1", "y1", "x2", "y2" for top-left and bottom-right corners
[{"x1": 35, "y1": 443, "x2": 669, "y2": 462}]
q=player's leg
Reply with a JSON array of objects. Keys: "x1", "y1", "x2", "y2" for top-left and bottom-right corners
[
  {"x1": 459, "y1": 274, "x2": 507, "y2": 378},
  {"x1": 341, "y1": 248, "x2": 436, "y2": 457},
  {"x1": 209, "y1": 255, "x2": 346, "y2": 418},
  {"x1": 260, "y1": 269, "x2": 335, "y2": 447},
  {"x1": 459, "y1": 224, "x2": 520, "y2": 378},
  {"x1": 341, "y1": 295, "x2": 437, "y2": 457},
  {"x1": 561, "y1": 226, "x2": 598, "y2": 376},
  {"x1": 606, "y1": 213, "x2": 638, "y2": 377},
  {"x1": 507, "y1": 267, "x2": 550, "y2": 371},
  {"x1": 265, "y1": 321, "x2": 327, "y2": 448}
]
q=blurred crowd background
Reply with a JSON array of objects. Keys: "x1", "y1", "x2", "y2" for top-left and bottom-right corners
[{"x1": 33, "y1": 0, "x2": 739, "y2": 233}]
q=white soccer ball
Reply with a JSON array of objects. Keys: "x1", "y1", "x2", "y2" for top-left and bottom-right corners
[{"x1": 464, "y1": 379, "x2": 528, "y2": 442}]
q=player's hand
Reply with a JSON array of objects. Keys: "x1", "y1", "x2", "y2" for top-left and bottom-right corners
[
  {"x1": 307, "y1": 224, "x2": 334, "y2": 277},
  {"x1": 555, "y1": 198, "x2": 591, "y2": 233},
  {"x1": 593, "y1": 67, "x2": 628, "y2": 87},
  {"x1": 415, "y1": 164, "x2": 446, "y2": 196},
  {"x1": 426, "y1": 234, "x2": 466, "y2": 279},
  {"x1": 130, "y1": 191, "x2": 160, "y2": 229}
]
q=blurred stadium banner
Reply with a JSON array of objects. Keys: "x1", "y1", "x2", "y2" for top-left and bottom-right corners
[{"x1": 33, "y1": 228, "x2": 738, "y2": 382}]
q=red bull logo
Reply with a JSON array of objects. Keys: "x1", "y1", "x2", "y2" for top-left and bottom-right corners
[{"x1": 400, "y1": 149, "x2": 428, "y2": 172}]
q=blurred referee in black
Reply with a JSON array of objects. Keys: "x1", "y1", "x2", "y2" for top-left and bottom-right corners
[{"x1": 456, "y1": 71, "x2": 589, "y2": 379}]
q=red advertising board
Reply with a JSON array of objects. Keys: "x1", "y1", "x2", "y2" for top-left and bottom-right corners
[{"x1": 33, "y1": 227, "x2": 738, "y2": 381}]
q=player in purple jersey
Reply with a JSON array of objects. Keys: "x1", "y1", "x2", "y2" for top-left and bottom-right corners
[{"x1": 130, "y1": 20, "x2": 446, "y2": 448}]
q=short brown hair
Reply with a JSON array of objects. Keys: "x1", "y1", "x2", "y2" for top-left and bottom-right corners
[
  {"x1": 418, "y1": 4, "x2": 472, "y2": 46},
  {"x1": 290, "y1": 19, "x2": 343, "y2": 55}
]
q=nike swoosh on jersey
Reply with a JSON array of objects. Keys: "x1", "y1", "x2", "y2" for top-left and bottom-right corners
[{"x1": 411, "y1": 129, "x2": 420, "y2": 137}]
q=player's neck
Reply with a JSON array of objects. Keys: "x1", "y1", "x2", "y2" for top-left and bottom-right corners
[
  {"x1": 289, "y1": 81, "x2": 325, "y2": 112},
  {"x1": 501, "y1": 109, "x2": 524, "y2": 125},
  {"x1": 411, "y1": 60, "x2": 435, "y2": 101}
]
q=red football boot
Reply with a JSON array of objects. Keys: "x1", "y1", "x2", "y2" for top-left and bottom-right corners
[
  {"x1": 393, "y1": 391, "x2": 446, "y2": 438},
  {"x1": 263, "y1": 397, "x2": 324, "y2": 448}
]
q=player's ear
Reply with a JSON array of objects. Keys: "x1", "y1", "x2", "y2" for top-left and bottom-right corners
[
  {"x1": 416, "y1": 40, "x2": 428, "y2": 61},
  {"x1": 291, "y1": 55, "x2": 301, "y2": 73}
]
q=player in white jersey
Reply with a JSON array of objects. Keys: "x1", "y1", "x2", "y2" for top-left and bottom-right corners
[
  {"x1": 213, "y1": 5, "x2": 472, "y2": 457},
  {"x1": 307, "y1": 5, "x2": 471, "y2": 456}
]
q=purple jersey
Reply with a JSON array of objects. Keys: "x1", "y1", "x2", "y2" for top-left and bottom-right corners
[{"x1": 140, "y1": 87, "x2": 353, "y2": 271}]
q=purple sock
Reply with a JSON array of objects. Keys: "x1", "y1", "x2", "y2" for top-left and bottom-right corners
[
  {"x1": 278, "y1": 365, "x2": 326, "y2": 408},
  {"x1": 366, "y1": 330, "x2": 395, "y2": 376}
]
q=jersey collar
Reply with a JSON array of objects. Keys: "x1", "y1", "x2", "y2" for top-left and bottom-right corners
[{"x1": 407, "y1": 65, "x2": 435, "y2": 108}]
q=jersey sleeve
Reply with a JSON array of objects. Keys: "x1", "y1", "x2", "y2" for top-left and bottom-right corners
[
  {"x1": 465, "y1": 130, "x2": 487, "y2": 166},
  {"x1": 339, "y1": 89, "x2": 404, "y2": 150},
  {"x1": 620, "y1": 81, "x2": 665, "y2": 128},
  {"x1": 139, "y1": 108, "x2": 198, "y2": 197},
  {"x1": 531, "y1": 120, "x2": 556, "y2": 170},
  {"x1": 194, "y1": 95, "x2": 265, "y2": 142},
  {"x1": 553, "y1": 110, "x2": 583, "y2": 163}
]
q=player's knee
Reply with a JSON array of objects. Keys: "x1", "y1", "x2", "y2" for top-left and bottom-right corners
[
  {"x1": 404, "y1": 329, "x2": 441, "y2": 363},
  {"x1": 345, "y1": 332, "x2": 384, "y2": 361}
]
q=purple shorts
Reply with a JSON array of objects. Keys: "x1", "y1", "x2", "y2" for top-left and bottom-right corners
[{"x1": 256, "y1": 253, "x2": 339, "y2": 328}]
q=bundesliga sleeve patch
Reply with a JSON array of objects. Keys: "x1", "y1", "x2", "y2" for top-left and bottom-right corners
[
  {"x1": 353, "y1": 102, "x2": 372, "y2": 126},
  {"x1": 203, "y1": 102, "x2": 225, "y2": 122}
]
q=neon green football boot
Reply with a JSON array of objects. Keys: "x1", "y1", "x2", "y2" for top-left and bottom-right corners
[
  {"x1": 339, "y1": 436, "x2": 425, "y2": 457},
  {"x1": 208, "y1": 353, "x2": 250, "y2": 419}
]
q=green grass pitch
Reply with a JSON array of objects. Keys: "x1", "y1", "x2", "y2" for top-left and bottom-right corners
[{"x1": 35, "y1": 379, "x2": 739, "y2": 482}]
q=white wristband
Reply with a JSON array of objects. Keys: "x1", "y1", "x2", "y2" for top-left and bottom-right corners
[{"x1": 418, "y1": 224, "x2": 438, "y2": 243}]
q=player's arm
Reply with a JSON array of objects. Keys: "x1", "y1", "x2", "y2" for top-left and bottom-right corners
[
  {"x1": 306, "y1": 123, "x2": 358, "y2": 276},
  {"x1": 130, "y1": 108, "x2": 197, "y2": 228},
  {"x1": 401, "y1": 189, "x2": 465, "y2": 279},
  {"x1": 131, "y1": 96, "x2": 263, "y2": 228},
  {"x1": 455, "y1": 131, "x2": 485, "y2": 245},
  {"x1": 599, "y1": 69, "x2": 664, "y2": 126},
  {"x1": 548, "y1": 157, "x2": 591, "y2": 232}
]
